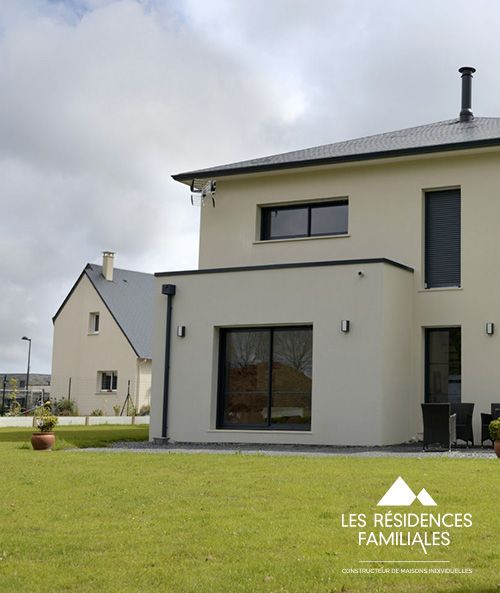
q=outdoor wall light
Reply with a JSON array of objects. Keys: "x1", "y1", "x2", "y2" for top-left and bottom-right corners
[
  {"x1": 341, "y1": 320, "x2": 350, "y2": 333},
  {"x1": 486, "y1": 322, "x2": 495, "y2": 336},
  {"x1": 177, "y1": 325, "x2": 186, "y2": 338}
]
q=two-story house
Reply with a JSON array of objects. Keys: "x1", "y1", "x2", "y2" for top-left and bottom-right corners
[
  {"x1": 150, "y1": 67, "x2": 499, "y2": 446},
  {"x1": 51, "y1": 252, "x2": 154, "y2": 416}
]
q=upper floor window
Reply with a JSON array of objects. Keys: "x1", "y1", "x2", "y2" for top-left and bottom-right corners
[
  {"x1": 260, "y1": 199, "x2": 348, "y2": 240},
  {"x1": 424, "y1": 189, "x2": 461, "y2": 288},
  {"x1": 89, "y1": 312, "x2": 100, "y2": 334}
]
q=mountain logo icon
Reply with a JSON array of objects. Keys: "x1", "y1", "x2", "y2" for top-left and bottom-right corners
[{"x1": 377, "y1": 476, "x2": 437, "y2": 506}]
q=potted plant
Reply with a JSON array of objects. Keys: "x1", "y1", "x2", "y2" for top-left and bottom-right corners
[
  {"x1": 489, "y1": 418, "x2": 500, "y2": 458},
  {"x1": 31, "y1": 401, "x2": 58, "y2": 451}
]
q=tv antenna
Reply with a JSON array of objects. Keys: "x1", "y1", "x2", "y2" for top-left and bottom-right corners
[{"x1": 190, "y1": 179, "x2": 217, "y2": 207}]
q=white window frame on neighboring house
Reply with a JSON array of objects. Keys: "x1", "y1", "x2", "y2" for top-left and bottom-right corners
[
  {"x1": 98, "y1": 371, "x2": 117, "y2": 393},
  {"x1": 89, "y1": 312, "x2": 100, "y2": 334}
]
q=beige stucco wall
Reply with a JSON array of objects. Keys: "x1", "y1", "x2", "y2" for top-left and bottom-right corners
[
  {"x1": 198, "y1": 149, "x2": 500, "y2": 280},
  {"x1": 151, "y1": 148, "x2": 500, "y2": 444},
  {"x1": 150, "y1": 262, "x2": 414, "y2": 445},
  {"x1": 51, "y1": 274, "x2": 151, "y2": 415},
  {"x1": 136, "y1": 358, "x2": 152, "y2": 412},
  {"x1": 194, "y1": 149, "x2": 500, "y2": 443}
]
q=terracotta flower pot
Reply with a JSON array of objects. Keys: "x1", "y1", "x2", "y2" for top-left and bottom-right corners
[
  {"x1": 494, "y1": 440, "x2": 500, "y2": 458},
  {"x1": 31, "y1": 432, "x2": 56, "y2": 451}
]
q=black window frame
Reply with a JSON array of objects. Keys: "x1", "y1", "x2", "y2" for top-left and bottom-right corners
[
  {"x1": 260, "y1": 199, "x2": 348, "y2": 240},
  {"x1": 424, "y1": 327, "x2": 462, "y2": 404},
  {"x1": 217, "y1": 325, "x2": 313, "y2": 431}
]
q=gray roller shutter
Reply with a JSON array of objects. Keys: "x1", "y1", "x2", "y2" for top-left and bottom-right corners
[{"x1": 425, "y1": 190, "x2": 461, "y2": 288}]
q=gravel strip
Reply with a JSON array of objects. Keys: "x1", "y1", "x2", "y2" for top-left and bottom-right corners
[{"x1": 71, "y1": 441, "x2": 496, "y2": 458}]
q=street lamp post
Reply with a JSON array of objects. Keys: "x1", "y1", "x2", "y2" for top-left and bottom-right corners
[{"x1": 21, "y1": 336, "x2": 31, "y2": 405}]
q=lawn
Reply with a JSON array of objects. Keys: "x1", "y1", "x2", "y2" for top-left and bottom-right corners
[
  {"x1": 0, "y1": 424, "x2": 149, "y2": 448},
  {"x1": 0, "y1": 429, "x2": 497, "y2": 593}
]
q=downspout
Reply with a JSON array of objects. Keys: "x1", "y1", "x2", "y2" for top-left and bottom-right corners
[{"x1": 161, "y1": 284, "x2": 176, "y2": 440}]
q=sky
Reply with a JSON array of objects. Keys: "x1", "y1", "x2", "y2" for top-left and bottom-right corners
[{"x1": 2, "y1": 0, "x2": 500, "y2": 374}]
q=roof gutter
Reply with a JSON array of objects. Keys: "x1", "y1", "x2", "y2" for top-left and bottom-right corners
[{"x1": 172, "y1": 137, "x2": 500, "y2": 184}]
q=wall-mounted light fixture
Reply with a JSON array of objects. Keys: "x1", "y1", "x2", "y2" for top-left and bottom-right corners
[
  {"x1": 486, "y1": 322, "x2": 495, "y2": 336},
  {"x1": 341, "y1": 320, "x2": 350, "y2": 333},
  {"x1": 177, "y1": 325, "x2": 186, "y2": 338}
]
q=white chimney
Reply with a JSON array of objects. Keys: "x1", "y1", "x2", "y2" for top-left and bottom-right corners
[{"x1": 102, "y1": 251, "x2": 115, "y2": 281}]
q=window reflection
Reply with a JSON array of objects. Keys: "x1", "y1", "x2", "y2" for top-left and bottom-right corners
[
  {"x1": 261, "y1": 200, "x2": 348, "y2": 240},
  {"x1": 268, "y1": 208, "x2": 308, "y2": 239},
  {"x1": 310, "y1": 203, "x2": 348, "y2": 236},
  {"x1": 426, "y1": 328, "x2": 461, "y2": 404},
  {"x1": 219, "y1": 327, "x2": 312, "y2": 429}
]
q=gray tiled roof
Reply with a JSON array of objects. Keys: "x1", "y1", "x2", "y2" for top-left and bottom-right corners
[
  {"x1": 173, "y1": 117, "x2": 500, "y2": 182},
  {"x1": 85, "y1": 264, "x2": 155, "y2": 359}
]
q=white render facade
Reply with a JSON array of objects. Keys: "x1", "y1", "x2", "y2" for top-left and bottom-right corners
[{"x1": 150, "y1": 72, "x2": 500, "y2": 445}]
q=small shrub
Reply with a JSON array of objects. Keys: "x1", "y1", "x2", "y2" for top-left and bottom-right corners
[
  {"x1": 126, "y1": 401, "x2": 136, "y2": 417},
  {"x1": 90, "y1": 409, "x2": 104, "y2": 416},
  {"x1": 8, "y1": 399, "x2": 21, "y2": 417},
  {"x1": 139, "y1": 404, "x2": 150, "y2": 416},
  {"x1": 113, "y1": 405, "x2": 121, "y2": 417},
  {"x1": 7, "y1": 378, "x2": 21, "y2": 416},
  {"x1": 489, "y1": 418, "x2": 500, "y2": 441},
  {"x1": 56, "y1": 398, "x2": 78, "y2": 416},
  {"x1": 34, "y1": 401, "x2": 58, "y2": 432}
]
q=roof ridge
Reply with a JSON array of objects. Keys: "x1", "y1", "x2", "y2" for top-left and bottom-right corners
[{"x1": 86, "y1": 263, "x2": 153, "y2": 277}]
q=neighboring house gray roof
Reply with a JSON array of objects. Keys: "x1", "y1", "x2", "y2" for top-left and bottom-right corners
[
  {"x1": 173, "y1": 117, "x2": 500, "y2": 183},
  {"x1": 53, "y1": 264, "x2": 155, "y2": 359}
]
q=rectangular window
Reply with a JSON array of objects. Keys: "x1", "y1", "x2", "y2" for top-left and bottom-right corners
[
  {"x1": 261, "y1": 200, "x2": 348, "y2": 240},
  {"x1": 217, "y1": 326, "x2": 312, "y2": 430},
  {"x1": 99, "y1": 371, "x2": 117, "y2": 392},
  {"x1": 425, "y1": 328, "x2": 461, "y2": 404},
  {"x1": 89, "y1": 312, "x2": 100, "y2": 334},
  {"x1": 425, "y1": 189, "x2": 461, "y2": 288}
]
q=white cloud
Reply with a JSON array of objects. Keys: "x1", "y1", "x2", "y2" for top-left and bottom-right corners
[{"x1": 2, "y1": 0, "x2": 500, "y2": 372}]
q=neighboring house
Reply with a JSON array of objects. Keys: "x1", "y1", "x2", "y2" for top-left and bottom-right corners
[
  {"x1": 1, "y1": 373, "x2": 51, "y2": 392},
  {"x1": 51, "y1": 252, "x2": 154, "y2": 415},
  {"x1": 150, "y1": 66, "x2": 500, "y2": 446},
  {"x1": 1, "y1": 374, "x2": 51, "y2": 410}
]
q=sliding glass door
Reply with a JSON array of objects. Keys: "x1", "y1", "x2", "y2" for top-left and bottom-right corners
[{"x1": 218, "y1": 326, "x2": 312, "y2": 430}]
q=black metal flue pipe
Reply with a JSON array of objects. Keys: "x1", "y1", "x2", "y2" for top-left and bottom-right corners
[{"x1": 459, "y1": 66, "x2": 476, "y2": 122}]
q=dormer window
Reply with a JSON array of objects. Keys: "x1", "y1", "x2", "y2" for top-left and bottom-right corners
[
  {"x1": 89, "y1": 312, "x2": 100, "y2": 334},
  {"x1": 261, "y1": 199, "x2": 348, "y2": 240}
]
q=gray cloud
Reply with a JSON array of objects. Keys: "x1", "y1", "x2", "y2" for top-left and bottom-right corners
[{"x1": 2, "y1": 0, "x2": 500, "y2": 372}]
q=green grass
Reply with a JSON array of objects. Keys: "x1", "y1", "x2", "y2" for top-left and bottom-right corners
[
  {"x1": 0, "y1": 429, "x2": 497, "y2": 593},
  {"x1": 0, "y1": 424, "x2": 148, "y2": 448}
]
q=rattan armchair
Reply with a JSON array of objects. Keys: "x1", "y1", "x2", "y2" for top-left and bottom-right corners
[
  {"x1": 421, "y1": 403, "x2": 457, "y2": 451},
  {"x1": 450, "y1": 403, "x2": 474, "y2": 447}
]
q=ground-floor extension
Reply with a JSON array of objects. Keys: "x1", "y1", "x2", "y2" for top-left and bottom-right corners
[{"x1": 150, "y1": 258, "x2": 496, "y2": 446}]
